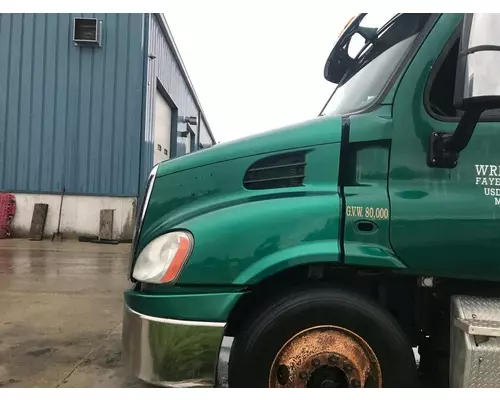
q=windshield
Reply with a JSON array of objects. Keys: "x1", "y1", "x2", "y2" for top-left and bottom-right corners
[{"x1": 321, "y1": 13, "x2": 431, "y2": 116}]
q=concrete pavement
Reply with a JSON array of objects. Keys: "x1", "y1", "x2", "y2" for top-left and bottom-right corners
[{"x1": 0, "y1": 239, "x2": 147, "y2": 388}]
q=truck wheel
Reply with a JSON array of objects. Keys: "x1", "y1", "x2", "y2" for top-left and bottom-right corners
[{"x1": 228, "y1": 287, "x2": 417, "y2": 388}]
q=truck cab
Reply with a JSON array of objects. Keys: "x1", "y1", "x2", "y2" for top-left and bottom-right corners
[{"x1": 122, "y1": 13, "x2": 500, "y2": 388}]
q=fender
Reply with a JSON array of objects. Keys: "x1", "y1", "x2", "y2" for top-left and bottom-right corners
[
  {"x1": 234, "y1": 240, "x2": 340, "y2": 285},
  {"x1": 178, "y1": 193, "x2": 341, "y2": 286},
  {"x1": 343, "y1": 242, "x2": 407, "y2": 269}
]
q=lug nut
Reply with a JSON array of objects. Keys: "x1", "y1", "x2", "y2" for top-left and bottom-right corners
[
  {"x1": 351, "y1": 379, "x2": 360, "y2": 388},
  {"x1": 344, "y1": 364, "x2": 353, "y2": 373},
  {"x1": 299, "y1": 371, "x2": 308, "y2": 381},
  {"x1": 312, "y1": 358, "x2": 321, "y2": 368},
  {"x1": 328, "y1": 355, "x2": 339, "y2": 364}
]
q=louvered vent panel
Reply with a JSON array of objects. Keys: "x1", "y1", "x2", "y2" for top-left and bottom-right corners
[{"x1": 243, "y1": 151, "x2": 307, "y2": 190}]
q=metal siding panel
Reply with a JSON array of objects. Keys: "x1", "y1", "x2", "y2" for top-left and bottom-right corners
[
  {"x1": 0, "y1": 14, "x2": 12, "y2": 185},
  {"x1": 88, "y1": 13, "x2": 106, "y2": 194},
  {"x1": 28, "y1": 14, "x2": 46, "y2": 191},
  {"x1": 17, "y1": 13, "x2": 35, "y2": 190},
  {"x1": 64, "y1": 13, "x2": 81, "y2": 193},
  {"x1": 113, "y1": 13, "x2": 129, "y2": 194},
  {"x1": 125, "y1": 14, "x2": 144, "y2": 195},
  {"x1": 0, "y1": 13, "x2": 144, "y2": 196},
  {"x1": 176, "y1": 137, "x2": 186, "y2": 156},
  {"x1": 40, "y1": 14, "x2": 58, "y2": 191},
  {"x1": 100, "y1": 14, "x2": 117, "y2": 194},
  {"x1": 77, "y1": 50, "x2": 92, "y2": 193},
  {"x1": 142, "y1": 14, "x2": 201, "y2": 181},
  {"x1": 200, "y1": 118, "x2": 214, "y2": 148},
  {"x1": 52, "y1": 13, "x2": 71, "y2": 190},
  {"x1": 76, "y1": 15, "x2": 93, "y2": 193},
  {"x1": 5, "y1": 15, "x2": 23, "y2": 189}
]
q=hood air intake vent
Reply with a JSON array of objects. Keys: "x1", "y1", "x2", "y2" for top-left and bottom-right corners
[{"x1": 243, "y1": 151, "x2": 307, "y2": 190}]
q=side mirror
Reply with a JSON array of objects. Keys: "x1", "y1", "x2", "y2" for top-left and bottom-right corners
[
  {"x1": 429, "y1": 13, "x2": 500, "y2": 168},
  {"x1": 324, "y1": 14, "x2": 378, "y2": 84}
]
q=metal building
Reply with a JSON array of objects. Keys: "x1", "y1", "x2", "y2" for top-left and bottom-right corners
[{"x1": 0, "y1": 13, "x2": 216, "y2": 240}]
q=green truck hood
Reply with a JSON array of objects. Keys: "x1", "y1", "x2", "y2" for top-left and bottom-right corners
[
  {"x1": 157, "y1": 114, "x2": 343, "y2": 177},
  {"x1": 136, "y1": 114, "x2": 344, "y2": 286}
]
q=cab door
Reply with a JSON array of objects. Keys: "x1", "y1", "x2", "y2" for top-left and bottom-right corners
[{"x1": 388, "y1": 13, "x2": 500, "y2": 280}]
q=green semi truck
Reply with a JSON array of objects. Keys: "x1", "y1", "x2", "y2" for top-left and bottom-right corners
[{"x1": 122, "y1": 13, "x2": 500, "y2": 388}]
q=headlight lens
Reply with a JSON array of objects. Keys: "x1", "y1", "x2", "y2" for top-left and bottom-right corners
[{"x1": 132, "y1": 231, "x2": 193, "y2": 284}]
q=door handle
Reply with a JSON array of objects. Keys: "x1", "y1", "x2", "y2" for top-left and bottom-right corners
[{"x1": 353, "y1": 220, "x2": 378, "y2": 234}]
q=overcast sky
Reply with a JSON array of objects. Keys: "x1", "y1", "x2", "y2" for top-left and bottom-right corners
[{"x1": 164, "y1": 1, "x2": 356, "y2": 143}]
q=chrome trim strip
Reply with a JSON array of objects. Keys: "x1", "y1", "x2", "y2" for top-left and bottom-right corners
[
  {"x1": 122, "y1": 304, "x2": 225, "y2": 388},
  {"x1": 129, "y1": 164, "x2": 159, "y2": 275},
  {"x1": 126, "y1": 305, "x2": 226, "y2": 328},
  {"x1": 137, "y1": 164, "x2": 159, "y2": 235}
]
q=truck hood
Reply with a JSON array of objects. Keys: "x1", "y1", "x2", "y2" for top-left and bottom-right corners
[{"x1": 157, "y1": 114, "x2": 343, "y2": 178}]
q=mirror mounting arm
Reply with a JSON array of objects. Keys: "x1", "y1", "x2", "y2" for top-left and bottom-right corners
[
  {"x1": 427, "y1": 107, "x2": 484, "y2": 169},
  {"x1": 443, "y1": 106, "x2": 484, "y2": 153}
]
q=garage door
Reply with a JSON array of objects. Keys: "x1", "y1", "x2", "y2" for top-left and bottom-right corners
[{"x1": 154, "y1": 90, "x2": 172, "y2": 165}]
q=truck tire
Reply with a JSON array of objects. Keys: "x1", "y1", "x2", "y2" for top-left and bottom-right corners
[{"x1": 228, "y1": 287, "x2": 418, "y2": 388}]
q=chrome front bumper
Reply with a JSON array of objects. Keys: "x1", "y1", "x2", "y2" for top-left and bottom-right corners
[{"x1": 122, "y1": 305, "x2": 226, "y2": 387}]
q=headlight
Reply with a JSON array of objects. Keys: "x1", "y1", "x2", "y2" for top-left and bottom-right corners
[{"x1": 132, "y1": 231, "x2": 193, "y2": 284}]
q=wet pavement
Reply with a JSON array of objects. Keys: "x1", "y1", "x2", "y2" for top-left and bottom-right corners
[{"x1": 0, "y1": 239, "x2": 148, "y2": 388}]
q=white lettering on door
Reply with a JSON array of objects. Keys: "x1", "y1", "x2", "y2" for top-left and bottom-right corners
[
  {"x1": 475, "y1": 164, "x2": 500, "y2": 205},
  {"x1": 476, "y1": 164, "x2": 489, "y2": 175}
]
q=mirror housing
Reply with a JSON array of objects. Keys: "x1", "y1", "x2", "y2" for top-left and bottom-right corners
[
  {"x1": 454, "y1": 14, "x2": 500, "y2": 110},
  {"x1": 429, "y1": 13, "x2": 500, "y2": 168},
  {"x1": 324, "y1": 14, "x2": 378, "y2": 84}
]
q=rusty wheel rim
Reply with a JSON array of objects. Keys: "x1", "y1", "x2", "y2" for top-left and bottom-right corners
[{"x1": 268, "y1": 325, "x2": 382, "y2": 388}]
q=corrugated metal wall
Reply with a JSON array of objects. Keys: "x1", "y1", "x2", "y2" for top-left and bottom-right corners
[
  {"x1": 0, "y1": 13, "x2": 145, "y2": 196},
  {"x1": 199, "y1": 117, "x2": 213, "y2": 148},
  {"x1": 142, "y1": 14, "x2": 204, "y2": 187}
]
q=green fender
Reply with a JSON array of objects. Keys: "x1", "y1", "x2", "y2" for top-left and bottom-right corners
[
  {"x1": 178, "y1": 193, "x2": 341, "y2": 286},
  {"x1": 233, "y1": 240, "x2": 340, "y2": 285}
]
